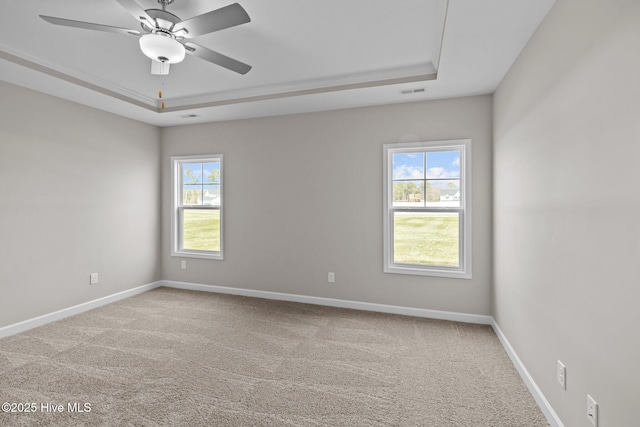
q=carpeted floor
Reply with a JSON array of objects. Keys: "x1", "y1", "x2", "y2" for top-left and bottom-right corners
[{"x1": 0, "y1": 287, "x2": 549, "y2": 426}]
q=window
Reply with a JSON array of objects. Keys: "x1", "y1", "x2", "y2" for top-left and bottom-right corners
[
  {"x1": 383, "y1": 140, "x2": 471, "y2": 278},
  {"x1": 171, "y1": 155, "x2": 223, "y2": 259}
]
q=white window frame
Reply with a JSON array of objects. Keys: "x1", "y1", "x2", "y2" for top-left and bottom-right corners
[
  {"x1": 383, "y1": 139, "x2": 472, "y2": 279},
  {"x1": 171, "y1": 154, "x2": 224, "y2": 260}
]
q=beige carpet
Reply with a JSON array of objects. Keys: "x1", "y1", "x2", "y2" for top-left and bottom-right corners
[{"x1": 0, "y1": 287, "x2": 548, "y2": 426}]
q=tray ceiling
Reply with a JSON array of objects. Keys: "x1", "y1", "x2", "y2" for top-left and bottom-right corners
[{"x1": 0, "y1": 0, "x2": 555, "y2": 126}]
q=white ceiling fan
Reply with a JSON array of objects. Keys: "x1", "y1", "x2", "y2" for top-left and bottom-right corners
[{"x1": 40, "y1": 0, "x2": 252, "y2": 76}]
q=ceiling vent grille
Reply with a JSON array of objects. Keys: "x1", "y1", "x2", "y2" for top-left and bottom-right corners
[{"x1": 400, "y1": 88, "x2": 427, "y2": 95}]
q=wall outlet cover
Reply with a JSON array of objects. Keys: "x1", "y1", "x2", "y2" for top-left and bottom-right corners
[
  {"x1": 587, "y1": 394, "x2": 598, "y2": 426},
  {"x1": 557, "y1": 360, "x2": 566, "y2": 389}
]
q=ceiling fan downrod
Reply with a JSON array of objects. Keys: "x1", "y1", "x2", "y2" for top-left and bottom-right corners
[{"x1": 158, "y1": 0, "x2": 174, "y2": 11}]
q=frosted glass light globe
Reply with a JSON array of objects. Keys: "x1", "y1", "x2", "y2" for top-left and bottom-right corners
[{"x1": 139, "y1": 33, "x2": 185, "y2": 64}]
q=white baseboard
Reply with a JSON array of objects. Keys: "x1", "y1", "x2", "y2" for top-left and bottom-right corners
[
  {"x1": 491, "y1": 320, "x2": 564, "y2": 427},
  {"x1": 160, "y1": 280, "x2": 493, "y2": 325},
  {"x1": 1, "y1": 279, "x2": 491, "y2": 339},
  {"x1": 0, "y1": 281, "x2": 162, "y2": 339}
]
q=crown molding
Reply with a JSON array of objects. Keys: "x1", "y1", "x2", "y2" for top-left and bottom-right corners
[{"x1": 2, "y1": 40, "x2": 437, "y2": 115}]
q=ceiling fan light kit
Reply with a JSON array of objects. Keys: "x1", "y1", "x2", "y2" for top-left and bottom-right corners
[{"x1": 139, "y1": 33, "x2": 185, "y2": 64}]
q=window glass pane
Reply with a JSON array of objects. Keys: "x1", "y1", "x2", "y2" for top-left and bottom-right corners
[
  {"x1": 425, "y1": 179, "x2": 461, "y2": 208},
  {"x1": 393, "y1": 211, "x2": 459, "y2": 267},
  {"x1": 425, "y1": 150, "x2": 460, "y2": 179},
  {"x1": 183, "y1": 185, "x2": 202, "y2": 205},
  {"x1": 393, "y1": 180, "x2": 424, "y2": 207},
  {"x1": 203, "y1": 162, "x2": 221, "y2": 184},
  {"x1": 392, "y1": 152, "x2": 424, "y2": 179},
  {"x1": 182, "y1": 209, "x2": 220, "y2": 252},
  {"x1": 182, "y1": 163, "x2": 203, "y2": 184},
  {"x1": 203, "y1": 184, "x2": 220, "y2": 206}
]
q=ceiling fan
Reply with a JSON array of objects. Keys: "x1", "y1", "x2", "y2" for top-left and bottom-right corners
[{"x1": 39, "y1": 0, "x2": 252, "y2": 76}]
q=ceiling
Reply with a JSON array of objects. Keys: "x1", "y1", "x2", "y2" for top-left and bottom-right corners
[{"x1": 0, "y1": 0, "x2": 555, "y2": 127}]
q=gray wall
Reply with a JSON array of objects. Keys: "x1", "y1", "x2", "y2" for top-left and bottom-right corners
[
  {"x1": 162, "y1": 95, "x2": 493, "y2": 315},
  {"x1": 493, "y1": 0, "x2": 640, "y2": 426},
  {"x1": 0, "y1": 82, "x2": 161, "y2": 328}
]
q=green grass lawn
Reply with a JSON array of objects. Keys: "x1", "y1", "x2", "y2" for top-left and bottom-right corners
[
  {"x1": 393, "y1": 212, "x2": 459, "y2": 267},
  {"x1": 182, "y1": 209, "x2": 456, "y2": 264},
  {"x1": 183, "y1": 209, "x2": 220, "y2": 251}
]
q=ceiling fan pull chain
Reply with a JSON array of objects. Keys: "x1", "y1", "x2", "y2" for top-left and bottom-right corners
[{"x1": 157, "y1": 69, "x2": 165, "y2": 110}]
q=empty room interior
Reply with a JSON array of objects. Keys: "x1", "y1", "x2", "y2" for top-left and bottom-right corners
[{"x1": 1, "y1": 0, "x2": 638, "y2": 426}]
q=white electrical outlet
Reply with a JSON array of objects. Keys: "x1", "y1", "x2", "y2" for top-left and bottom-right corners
[
  {"x1": 181, "y1": 260, "x2": 187, "y2": 270},
  {"x1": 587, "y1": 394, "x2": 598, "y2": 426},
  {"x1": 557, "y1": 360, "x2": 566, "y2": 389},
  {"x1": 90, "y1": 273, "x2": 99, "y2": 285},
  {"x1": 328, "y1": 272, "x2": 335, "y2": 283}
]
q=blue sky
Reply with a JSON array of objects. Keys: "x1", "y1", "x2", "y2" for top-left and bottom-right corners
[
  {"x1": 392, "y1": 150, "x2": 460, "y2": 180},
  {"x1": 183, "y1": 162, "x2": 220, "y2": 184}
]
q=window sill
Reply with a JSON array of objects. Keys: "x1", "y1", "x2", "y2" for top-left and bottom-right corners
[
  {"x1": 384, "y1": 265, "x2": 471, "y2": 279},
  {"x1": 171, "y1": 250, "x2": 223, "y2": 261}
]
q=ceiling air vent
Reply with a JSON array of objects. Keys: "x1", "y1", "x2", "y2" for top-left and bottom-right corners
[
  {"x1": 180, "y1": 114, "x2": 199, "y2": 119},
  {"x1": 400, "y1": 88, "x2": 427, "y2": 95}
]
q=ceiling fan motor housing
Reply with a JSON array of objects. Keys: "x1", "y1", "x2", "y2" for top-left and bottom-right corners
[{"x1": 142, "y1": 9, "x2": 182, "y2": 33}]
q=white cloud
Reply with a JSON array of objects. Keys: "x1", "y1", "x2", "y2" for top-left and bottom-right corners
[
  {"x1": 452, "y1": 157, "x2": 460, "y2": 167},
  {"x1": 427, "y1": 167, "x2": 460, "y2": 179},
  {"x1": 393, "y1": 165, "x2": 423, "y2": 179},
  {"x1": 427, "y1": 167, "x2": 445, "y2": 178},
  {"x1": 394, "y1": 163, "x2": 460, "y2": 180}
]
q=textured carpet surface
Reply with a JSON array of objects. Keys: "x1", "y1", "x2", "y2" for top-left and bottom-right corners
[{"x1": 0, "y1": 287, "x2": 548, "y2": 426}]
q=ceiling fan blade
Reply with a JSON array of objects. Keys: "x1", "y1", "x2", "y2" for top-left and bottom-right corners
[
  {"x1": 184, "y1": 42, "x2": 251, "y2": 75},
  {"x1": 173, "y1": 3, "x2": 250, "y2": 38},
  {"x1": 115, "y1": 0, "x2": 155, "y2": 28},
  {"x1": 40, "y1": 15, "x2": 140, "y2": 36}
]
